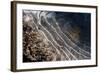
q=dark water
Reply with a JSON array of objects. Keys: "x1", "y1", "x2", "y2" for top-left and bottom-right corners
[{"x1": 55, "y1": 12, "x2": 91, "y2": 51}]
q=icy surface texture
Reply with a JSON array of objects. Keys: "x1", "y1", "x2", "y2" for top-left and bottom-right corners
[{"x1": 23, "y1": 10, "x2": 91, "y2": 62}]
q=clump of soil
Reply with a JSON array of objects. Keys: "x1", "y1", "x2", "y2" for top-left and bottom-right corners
[{"x1": 23, "y1": 24, "x2": 56, "y2": 62}]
